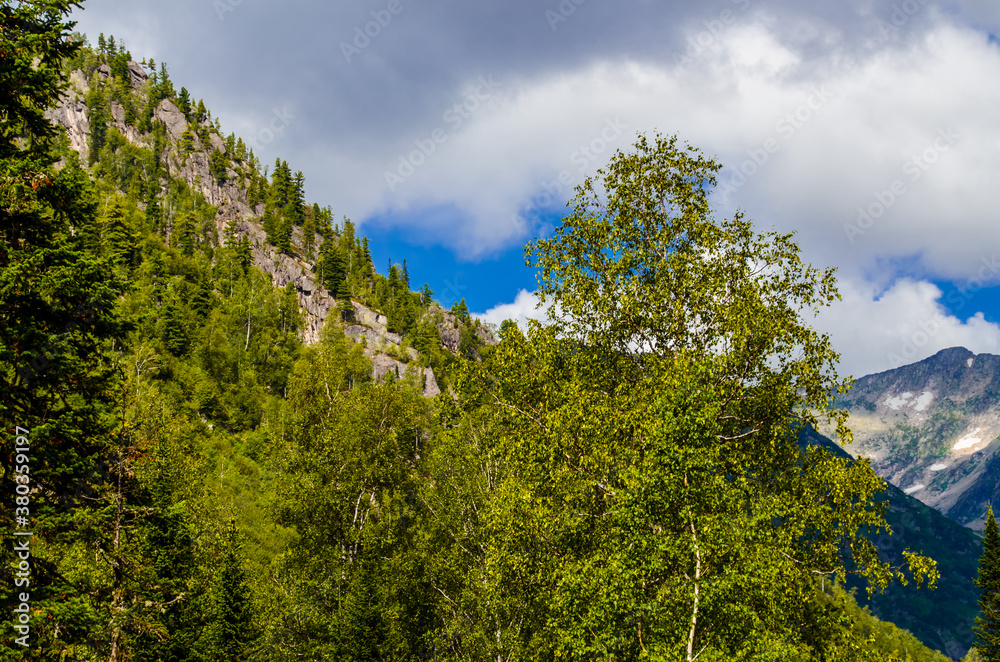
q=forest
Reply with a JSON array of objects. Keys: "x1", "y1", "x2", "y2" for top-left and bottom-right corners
[{"x1": 0, "y1": 1, "x2": 991, "y2": 660}]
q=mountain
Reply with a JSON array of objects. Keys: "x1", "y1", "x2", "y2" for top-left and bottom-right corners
[
  {"x1": 828, "y1": 346, "x2": 1000, "y2": 530},
  {"x1": 0, "y1": 16, "x2": 977, "y2": 658},
  {"x1": 43, "y1": 52, "x2": 495, "y2": 397},
  {"x1": 802, "y1": 426, "x2": 982, "y2": 659}
]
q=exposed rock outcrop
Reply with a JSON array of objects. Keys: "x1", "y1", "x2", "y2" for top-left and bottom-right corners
[
  {"x1": 126, "y1": 61, "x2": 148, "y2": 89},
  {"x1": 828, "y1": 346, "x2": 1000, "y2": 529},
  {"x1": 45, "y1": 65, "x2": 484, "y2": 398}
]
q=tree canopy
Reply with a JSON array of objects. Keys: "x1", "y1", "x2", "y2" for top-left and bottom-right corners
[{"x1": 452, "y1": 133, "x2": 938, "y2": 659}]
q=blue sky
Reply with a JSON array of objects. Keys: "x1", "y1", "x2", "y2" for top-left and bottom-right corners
[
  {"x1": 69, "y1": 0, "x2": 1000, "y2": 378},
  {"x1": 361, "y1": 211, "x2": 538, "y2": 314}
]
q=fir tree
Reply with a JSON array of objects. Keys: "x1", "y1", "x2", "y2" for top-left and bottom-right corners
[
  {"x1": 275, "y1": 216, "x2": 293, "y2": 254},
  {"x1": 85, "y1": 73, "x2": 108, "y2": 164},
  {"x1": 206, "y1": 520, "x2": 257, "y2": 662},
  {"x1": 0, "y1": 4, "x2": 130, "y2": 651},
  {"x1": 173, "y1": 212, "x2": 197, "y2": 255},
  {"x1": 176, "y1": 86, "x2": 192, "y2": 118},
  {"x1": 209, "y1": 148, "x2": 229, "y2": 184},
  {"x1": 157, "y1": 61, "x2": 175, "y2": 99},
  {"x1": 334, "y1": 251, "x2": 352, "y2": 304},
  {"x1": 291, "y1": 170, "x2": 306, "y2": 225},
  {"x1": 102, "y1": 197, "x2": 138, "y2": 269},
  {"x1": 976, "y1": 505, "x2": 1000, "y2": 660},
  {"x1": 302, "y1": 213, "x2": 316, "y2": 261},
  {"x1": 362, "y1": 236, "x2": 373, "y2": 272},
  {"x1": 159, "y1": 295, "x2": 189, "y2": 356}
]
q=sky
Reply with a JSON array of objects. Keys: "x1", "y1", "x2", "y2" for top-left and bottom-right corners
[{"x1": 69, "y1": 0, "x2": 1000, "y2": 379}]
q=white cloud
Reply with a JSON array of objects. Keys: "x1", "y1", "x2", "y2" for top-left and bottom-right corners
[
  {"x1": 473, "y1": 289, "x2": 546, "y2": 331},
  {"x1": 812, "y1": 277, "x2": 1000, "y2": 378},
  {"x1": 291, "y1": 14, "x2": 1000, "y2": 286},
  {"x1": 478, "y1": 276, "x2": 1000, "y2": 378}
]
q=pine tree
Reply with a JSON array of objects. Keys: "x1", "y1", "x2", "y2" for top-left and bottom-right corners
[
  {"x1": 157, "y1": 61, "x2": 175, "y2": 99},
  {"x1": 176, "y1": 86, "x2": 192, "y2": 118},
  {"x1": 206, "y1": 520, "x2": 256, "y2": 662},
  {"x1": 103, "y1": 197, "x2": 138, "y2": 268},
  {"x1": 976, "y1": 505, "x2": 1000, "y2": 659},
  {"x1": 173, "y1": 212, "x2": 197, "y2": 255},
  {"x1": 302, "y1": 214, "x2": 316, "y2": 261}
]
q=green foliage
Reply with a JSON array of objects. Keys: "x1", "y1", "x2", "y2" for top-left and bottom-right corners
[
  {"x1": 209, "y1": 146, "x2": 229, "y2": 184},
  {"x1": 0, "y1": 4, "x2": 132, "y2": 653},
  {"x1": 5, "y1": 12, "x2": 969, "y2": 659},
  {"x1": 447, "y1": 133, "x2": 938, "y2": 659},
  {"x1": 976, "y1": 505, "x2": 1000, "y2": 659},
  {"x1": 206, "y1": 520, "x2": 258, "y2": 661}
]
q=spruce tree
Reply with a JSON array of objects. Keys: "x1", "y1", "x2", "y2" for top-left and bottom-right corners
[
  {"x1": 302, "y1": 213, "x2": 316, "y2": 260},
  {"x1": 207, "y1": 520, "x2": 256, "y2": 662},
  {"x1": 176, "y1": 86, "x2": 192, "y2": 118},
  {"x1": 102, "y1": 197, "x2": 138, "y2": 268},
  {"x1": 976, "y1": 505, "x2": 1000, "y2": 659},
  {"x1": 0, "y1": 2, "x2": 129, "y2": 651}
]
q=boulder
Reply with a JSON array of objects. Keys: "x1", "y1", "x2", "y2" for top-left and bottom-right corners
[
  {"x1": 126, "y1": 61, "x2": 148, "y2": 89},
  {"x1": 154, "y1": 99, "x2": 188, "y2": 141}
]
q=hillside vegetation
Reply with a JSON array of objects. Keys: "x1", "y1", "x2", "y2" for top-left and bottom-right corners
[{"x1": 0, "y1": 3, "x2": 975, "y2": 660}]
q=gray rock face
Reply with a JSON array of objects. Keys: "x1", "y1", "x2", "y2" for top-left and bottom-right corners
[
  {"x1": 45, "y1": 67, "x2": 472, "y2": 399},
  {"x1": 154, "y1": 99, "x2": 188, "y2": 141},
  {"x1": 44, "y1": 100, "x2": 89, "y2": 155},
  {"x1": 365, "y1": 351, "x2": 440, "y2": 397},
  {"x1": 126, "y1": 61, "x2": 148, "y2": 89},
  {"x1": 828, "y1": 346, "x2": 1000, "y2": 529}
]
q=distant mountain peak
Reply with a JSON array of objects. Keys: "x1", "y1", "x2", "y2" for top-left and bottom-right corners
[{"x1": 830, "y1": 344, "x2": 1000, "y2": 533}]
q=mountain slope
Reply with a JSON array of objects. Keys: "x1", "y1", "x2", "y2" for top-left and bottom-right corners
[
  {"x1": 12, "y1": 31, "x2": 974, "y2": 659},
  {"x1": 828, "y1": 346, "x2": 1000, "y2": 530},
  {"x1": 802, "y1": 426, "x2": 982, "y2": 659},
  {"x1": 45, "y1": 49, "x2": 494, "y2": 397}
]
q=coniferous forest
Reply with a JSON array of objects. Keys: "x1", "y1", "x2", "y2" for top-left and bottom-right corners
[{"x1": 1, "y1": 2, "x2": 995, "y2": 661}]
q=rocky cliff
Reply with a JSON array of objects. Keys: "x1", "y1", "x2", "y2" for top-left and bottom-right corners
[
  {"x1": 827, "y1": 346, "x2": 1000, "y2": 529},
  {"x1": 44, "y1": 61, "x2": 490, "y2": 397}
]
